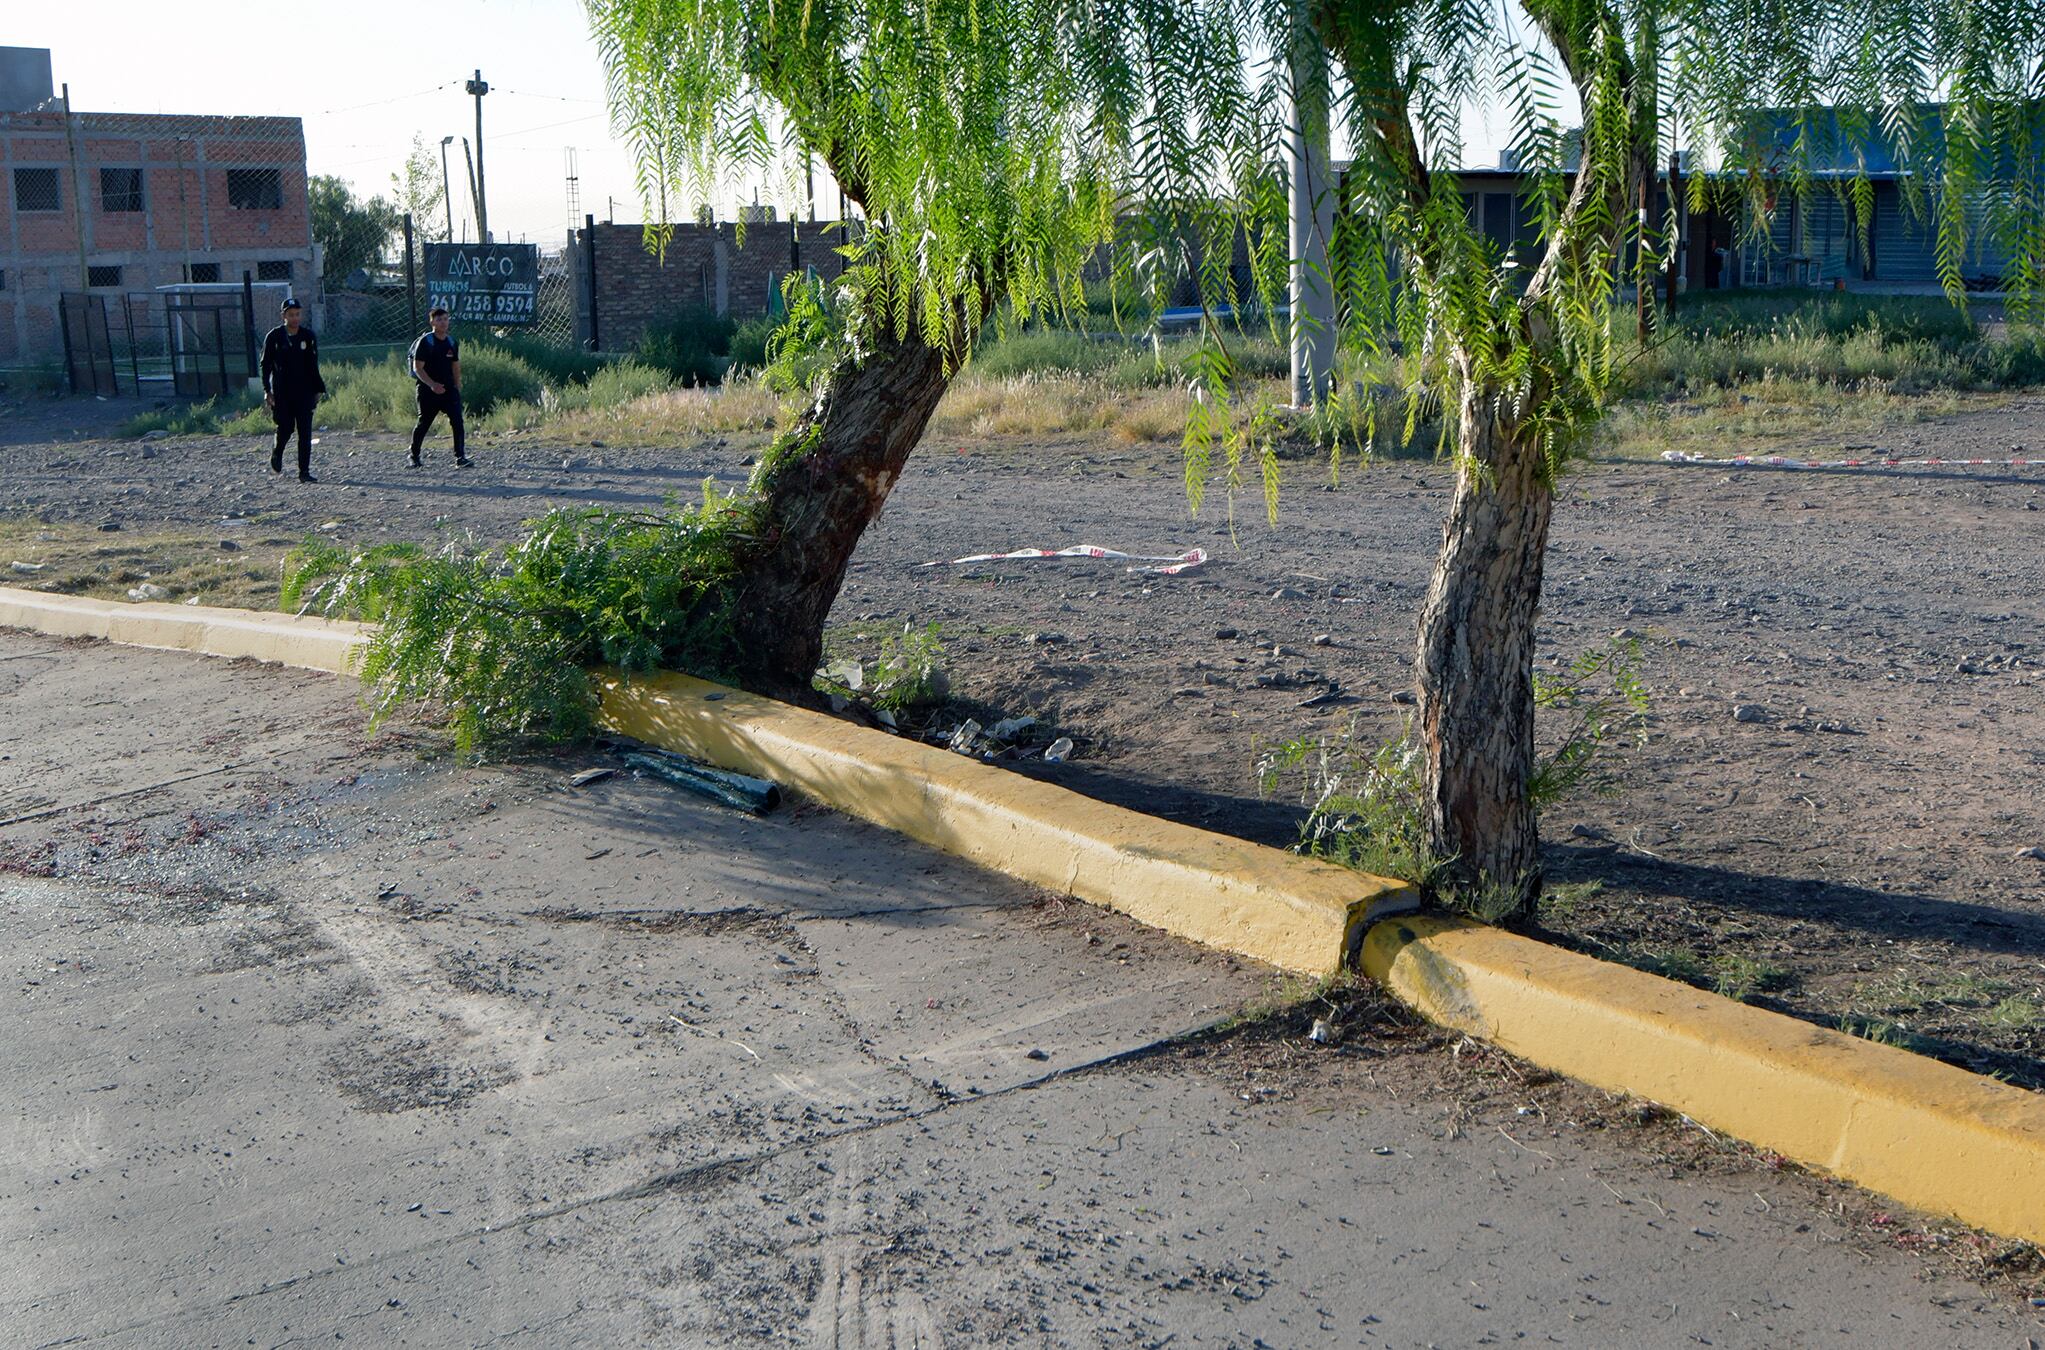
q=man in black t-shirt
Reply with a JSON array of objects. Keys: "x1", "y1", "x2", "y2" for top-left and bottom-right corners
[
  {"x1": 408, "y1": 307, "x2": 469, "y2": 468},
  {"x1": 260, "y1": 299, "x2": 326, "y2": 482}
]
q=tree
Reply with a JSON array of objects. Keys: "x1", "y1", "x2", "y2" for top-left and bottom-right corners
[
  {"x1": 390, "y1": 134, "x2": 447, "y2": 245},
  {"x1": 308, "y1": 0, "x2": 2038, "y2": 917},
  {"x1": 1238, "y1": 0, "x2": 2045, "y2": 914},
  {"x1": 309, "y1": 176, "x2": 401, "y2": 288}
]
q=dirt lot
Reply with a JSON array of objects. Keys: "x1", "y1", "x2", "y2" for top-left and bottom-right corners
[{"x1": 2, "y1": 388, "x2": 2042, "y2": 1093}]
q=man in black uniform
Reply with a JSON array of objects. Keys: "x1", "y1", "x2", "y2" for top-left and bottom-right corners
[
  {"x1": 260, "y1": 298, "x2": 326, "y2": 482},
  {"x1": 409, "y1": 307, "x2": 470, "y2": 468}
]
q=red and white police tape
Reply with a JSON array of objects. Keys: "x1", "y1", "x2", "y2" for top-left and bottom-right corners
[
  {"x1": 921, "y1": 544, "x2": 1209, "y2": 575},
  {"x1": 1662, "y1": 449, "x2": 2045, "y2": 470}
]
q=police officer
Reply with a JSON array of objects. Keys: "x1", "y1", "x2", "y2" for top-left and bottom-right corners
[
  {"x1": 260, "y1": 298, "x2": 326, "y2": 482},
  {"x1": 408, "y1": 306, "x2": 470, "y2": 468}
]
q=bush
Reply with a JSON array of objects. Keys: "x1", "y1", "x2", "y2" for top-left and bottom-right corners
[
  {"x1": 453, "y1": 346, "x2": 545, "y2": 413},
  {"x1": 472, "y1": 335, "x2": 606, "y2": 386},
  {"x1": 637, "y1": 306, "x2": 736, "y2": 386},
  {"x1": 728, "y1": 316, "x2": 779, "y2": 373}
]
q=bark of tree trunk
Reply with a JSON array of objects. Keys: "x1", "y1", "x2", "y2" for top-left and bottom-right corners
[
  {"x1": 1412, "y1": 380, "x2": 1556, "y2": 915},
  {"x1": 720, "y1": 325, "x2": 954, "y2": 700}
]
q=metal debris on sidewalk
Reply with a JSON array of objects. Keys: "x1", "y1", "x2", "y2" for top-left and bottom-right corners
[{"x1": 623, "y1": 749, "x2": 781, "y2": 815}]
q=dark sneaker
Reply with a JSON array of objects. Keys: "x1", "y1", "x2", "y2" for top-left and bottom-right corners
[
  {"x1": 454, "y1": 455, "x2": 472, "y2": 468},
  {"x1": 270, "y1": 456, "x2": 283, "y2": 474},
  {"x1": 298, "y1": 472, "x2": 318, "y2": 483},
  {"x1": 409, "y1": 452, "x2": 422, "y2": 467}
]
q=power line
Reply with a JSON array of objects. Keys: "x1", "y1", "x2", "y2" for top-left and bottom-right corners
[
  {"x1": 492, "y1": 111, "x2": 607, "y2": 142},
  {"x1": 306, "y1": 82, "x2": 460, "y2": 118},
  {"x1": 496, "y1": 88, "x2": 607, "y2": 104}
]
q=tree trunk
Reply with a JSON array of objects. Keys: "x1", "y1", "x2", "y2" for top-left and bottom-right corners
[
  {"x1": 1412, "y1": 380, "x2": 1556, "y2": 915},
  {"x1": 720, "y1": 325, "x2": 954, "y2": 699}
]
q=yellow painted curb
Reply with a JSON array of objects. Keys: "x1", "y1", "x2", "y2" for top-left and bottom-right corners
[
  {"x1": 1363, "y1": 914, "x2": 2045, "y2": 1244},
  {"x1": 0, "y1": 585, "x2": 367, "y2": 674},
  {"x1": 0, "y1": 586, "x2": 1414, "y2": 974},
  {"x1": 597, "y1": 670, "x2": 1416, "y2": 975}
]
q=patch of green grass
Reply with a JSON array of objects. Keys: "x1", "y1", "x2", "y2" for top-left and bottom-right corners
[
  {"x1": 1537, "y1": 879, "x2": 1605, "y2": 926},
  {"x1": 1708, "y1": 953, "x2": 1792, "y2": 1004},
  {"x1": 118, "y1": 393, "x2": 261, "y2": 438},
  {"x1": 1987, "y1": 996, "x2": 2043, "y2": 1030}
]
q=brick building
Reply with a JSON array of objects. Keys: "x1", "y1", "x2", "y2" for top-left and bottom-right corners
[
  {"x1": 572, "y1": 217, "x2": 854, "y2": 351},
  {"x1": 1, "y1": 47, "x2": 316, "y2": 371}
]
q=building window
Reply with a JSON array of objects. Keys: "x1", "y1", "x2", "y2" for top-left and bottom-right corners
[
  {"x1": 225, "y1": 168, "x2": 283, "y2": 210},
  {"x1": 185, "y1": 261, "x2": 221, "y2": 283},
  {"x1": 13, "y1": 167, "x2": 61, "y2": 212},
  {"x1": 87, "y1": 265, "x2": 123, "y2": 288},
  {"x1": 256, "y1": 259, "x2": 293, "y2": 282},
  {"x1": 100, "y1": 167, "x2": 145, "y2": 212}
]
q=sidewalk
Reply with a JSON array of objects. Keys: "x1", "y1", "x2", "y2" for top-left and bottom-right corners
[{"x1": 2, "y1": 629, "x2": 2037, "y2": 1347}]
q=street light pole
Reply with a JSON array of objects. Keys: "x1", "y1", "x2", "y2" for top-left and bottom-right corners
[
  {"x1": 465, "y1": 69, "x2": 490, "y2": 243},
  {"x1": 439, "y1": 136, "x2": 455, "y2": 243}
]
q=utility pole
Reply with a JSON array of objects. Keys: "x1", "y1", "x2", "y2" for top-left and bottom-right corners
[
  {"x1": 60, "y1": 84, "x2": 91, "y2": 290},
  {"x1": 465, "y1": 69, "x2": 490, "y2": 243},
  {"x1": 1287, "y1": 36, "x2": 1336, "y2": 409},
  {"x1": 439, "y1": 136, "x2": 455, "y2": 243},
  {"x1": 1665, "y1": 152, "x2": 1684, "y2": 318},
  {"x1": 462, "y1": 138, "x2": 480, "y2": 242}
]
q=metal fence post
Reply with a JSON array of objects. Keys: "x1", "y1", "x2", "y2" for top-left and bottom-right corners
[
  {"x1": 404, "y1": 213, "x2": 419, "y2": 337},
  {"x1": 241, "y1": 270, "x2": 258, "y2": 386},
  {"x1": 584, "y1": 214, "x2": 600, "y2": 352}
]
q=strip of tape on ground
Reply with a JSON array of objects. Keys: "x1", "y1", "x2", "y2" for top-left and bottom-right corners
[{"x1": 1362, "y1": 914, "x2": 2045, "y2": 1245}]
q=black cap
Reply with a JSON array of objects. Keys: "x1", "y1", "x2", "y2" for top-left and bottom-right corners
[
  {"x1": 280, "y1": 297, "x2": 302, "y2": 312},
  {"x1": 429, "y1": 305, "x2": 449, "y2": 317}
]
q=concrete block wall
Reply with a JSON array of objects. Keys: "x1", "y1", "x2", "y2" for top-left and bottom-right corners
[{"x1": 574, "y1": 219, "x2": 857, "y2": 352}]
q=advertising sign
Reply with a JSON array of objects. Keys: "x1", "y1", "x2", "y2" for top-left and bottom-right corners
[{"x1": 424, "y1": 243, "x2": 539, "y2": 326}]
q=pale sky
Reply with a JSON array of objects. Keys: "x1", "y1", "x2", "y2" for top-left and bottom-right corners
[
  {"x1": 11, "y1": 0, "x2": 773, "y2": 247},
  {"x1": 14, "y1": 2, "x2": 1520, "y2": 249}
]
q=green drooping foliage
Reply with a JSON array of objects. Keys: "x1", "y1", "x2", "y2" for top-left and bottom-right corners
[{"x1": 282, "y1": 497, "x2": 755, "y2": 752}]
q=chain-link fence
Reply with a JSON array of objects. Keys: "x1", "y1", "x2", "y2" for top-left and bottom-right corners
[{"x1": 2, "y1": 100, "x2": 582, "y2": 396}]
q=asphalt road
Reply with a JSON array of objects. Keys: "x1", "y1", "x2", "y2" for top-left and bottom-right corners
[{"x1": 2, "y1": 630, "x2": 2038, "y2": 1347}]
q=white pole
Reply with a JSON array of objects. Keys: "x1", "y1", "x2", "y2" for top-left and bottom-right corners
[{"x1": 1288, "y1": 35, "x2": 1337, "y2": 410}]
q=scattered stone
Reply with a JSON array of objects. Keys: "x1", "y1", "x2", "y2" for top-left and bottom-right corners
[
  {"x1": 9, "y1": 561, "x2": 44, "y2": 574},
  {"x1": 139, "y1": 445, "x2": 157, "y2": 460},
  {"x1": 1310, "y1": 633, "x2": 1333, "y2": 647},
  {"x1": 1389, "y1": 690, "x2": 1417, "y2": 705},
  {"x1": 1813, "y1": 720, "x2": 1862, "y2": 735},
  {"x1": 1026, "y1": 632, "x2": 1067, "y2": 646},
  {"x1": 1308, "y1": 1019, "x2": 1336, "y2": 1045},
  {"x1": 1612, "y1": 627, "x2": 1638, "y2": 640},
  {"x1": 1213, "y1": 627, "x2": 1238, "y2": 640},
  {"x1": 2017, "y1": 846, "x2": 2045, "y2": 862},
  {"x1": 1270, "y1": 586, "x2": 1308, "y2": 601},
  {"x1": 1024, "y1": 1048, "x2": 1050, "y2": 1062},
  {"x1": 569, "y1": 768, "x2": 615, "y2": 788},
  {"x1": 1298, "y1": 686, "x2": 1347, "y2": 709},
  {"x1": 1569, "y1": 823, "x2": 1612, "y2": 841},
  {"x1": 97, "y1": 520, "x2": 121, "y2": 532},
  {"x1": 1732, "y1": 703, "x2": 1767, "y2": 723},
  {"x1": 217, "y1": 539, "x2": 241, "y2": 552},
  {"x1": 140, "y1": 428, "x2": 171, "y2": 440},
  {"x1": 1253, "y1": 672, "x2": 1291, "y2": 689}
]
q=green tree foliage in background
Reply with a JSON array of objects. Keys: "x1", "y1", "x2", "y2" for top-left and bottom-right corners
[{"x1": 309, "y1": 176, "x2": 402, "y2": 288}]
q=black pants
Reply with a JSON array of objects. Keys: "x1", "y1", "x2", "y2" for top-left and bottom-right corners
[
  {"x1": 412, "y1": 387, "x2": 466, "y2": 457},
  {"x1": 271, "y1": 397, "x2": 315, "y2": 475}
]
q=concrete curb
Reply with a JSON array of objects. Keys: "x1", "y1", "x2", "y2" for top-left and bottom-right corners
[
  {"x1": 0, "y1": 585, "x2": 366, "y2": 674},
  {"x1": 1362, "y1": 914, "x2": 2045, "y2": 1244},
  {"x1": 596, "y1": 670, "x2": 1416, "y2": 975},
  {"x1": 0, "y1": 587, "x2": 1414, "y2": 974},
  {"x1": 9, "y1": 587, "x2": 2041, "y2": 1244}
]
